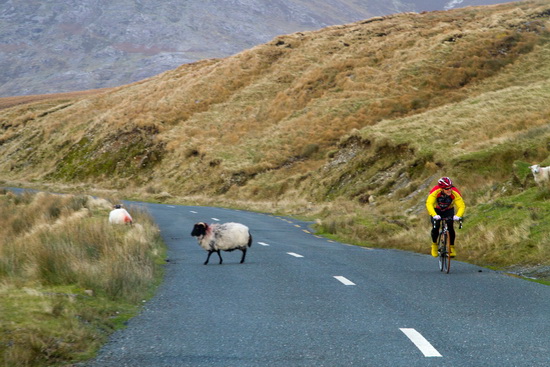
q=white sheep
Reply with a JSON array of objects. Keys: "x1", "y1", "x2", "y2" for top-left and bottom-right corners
[
  {"x1": 529, "y1": 164, "x2": 550, "y2": 185},
  {"x1": 191, "y1": 222, "x2": 252, "y2": 265},
  {"x1": 109, "y1": 204, "x2": 133, "y2": 225}
]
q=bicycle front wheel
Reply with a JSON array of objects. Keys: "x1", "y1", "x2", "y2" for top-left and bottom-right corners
[
  {"x1": 438, "y1": 233, "x2": 449, "y2": 272},
  {"x1": 445, "y1": 239, "x2": 451, "y2": 274}
]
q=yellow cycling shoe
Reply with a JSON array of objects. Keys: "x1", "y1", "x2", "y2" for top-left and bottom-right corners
[
  {"x1": 450, "y1": 245, "x2": 457, "y2": 257},
  {"x1": 431, "y1": 243, "x2": 438, "y2": 257}
]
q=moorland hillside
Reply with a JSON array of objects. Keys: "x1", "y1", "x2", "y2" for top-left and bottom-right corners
[{"x1": 1, "y1": 0, "x2": 550, "y2": 276}]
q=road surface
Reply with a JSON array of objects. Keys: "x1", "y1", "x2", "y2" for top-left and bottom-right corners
[{"x1": 82, "y1": 202, "x2": 550, "y2": 366}]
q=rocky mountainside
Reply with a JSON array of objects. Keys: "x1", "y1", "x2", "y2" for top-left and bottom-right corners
[{"x1": 0, "y1": 0, "x2": 508, "y2": 97}]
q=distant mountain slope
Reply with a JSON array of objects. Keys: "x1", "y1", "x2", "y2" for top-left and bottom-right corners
[{"x1": 0, "y1": 0, "x2": 510, "y2": 97}]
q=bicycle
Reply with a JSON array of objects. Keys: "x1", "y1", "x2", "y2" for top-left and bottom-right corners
[{"x1": 434, "y1": 217, "x2": 463, "y2": 274}]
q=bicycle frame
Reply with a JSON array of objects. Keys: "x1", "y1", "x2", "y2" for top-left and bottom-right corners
[{"x1": 433, "y1": 218, "x2": 463, "y2": 274}]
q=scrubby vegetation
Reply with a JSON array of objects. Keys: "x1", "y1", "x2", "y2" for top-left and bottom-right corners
[{"x1": 0, "y1": 191, "x2": 165, "y2": 366}]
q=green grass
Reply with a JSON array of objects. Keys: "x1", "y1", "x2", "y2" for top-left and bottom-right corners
[
  {"x1": 464, "y1": 187, "x2": 550, "y2": 265},
  {"x1": 0, "y1": 285, "x2": 141, "y2": 365},
  {"x1": 524, "y1": 278, "x2": 550, "y2": 286}
]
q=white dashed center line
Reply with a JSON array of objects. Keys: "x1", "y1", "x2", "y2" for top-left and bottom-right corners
[
  {"x1": 334, "y1": 276, "x2": 355, "y2": 286},
  {"x1": 258, "y1": 242, "x2": 270, "y2": 246},
  {"x1": 287, "y1": 252, "x2": 304, "y2": 258},
  {"x1": 400, "y1": 328, "x2": 442, "y2": 357},
  {"x1": 211, "y1": 218, "x2": 220, "y2": 221}
]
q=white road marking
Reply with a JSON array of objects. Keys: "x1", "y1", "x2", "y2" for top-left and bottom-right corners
[
  {"x1": 190, "y1": 210, "x2": 198, "y2": 213},
  {"x1": 294, "y1": 224, "x2": 301, "y2": 228},
  {"x1": 211, "y1": 218, "x2": 220, "y2": 221},
  {"x1": 334, "y1": 276, "x2": 356, "y2": 286},
  {"x1": 287, "y1": 252, "x2": 304, "y2": 258},
  {"x1": 400, "y1": 328, "x2": 442, "y2": 357},
  {"x1": 302, "y1": 229, "x2": 311, "y2": 234},
  {"x1": 258, "y1": 242, "x2": 270, "y2": 246},
  {"x1": 167, "y1": 205, "x2": 176, "y2": 208}
]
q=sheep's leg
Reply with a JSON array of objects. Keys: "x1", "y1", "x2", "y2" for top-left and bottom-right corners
[
  {"x1": 216, "y1": 250, "x2": 223, "y2": 264},
  {"x1": 240, "y1": 248, "x2": 247, "y2": 264},
  {"x1": 204, "y1": 251, "x2": 213, "y2": 265}
]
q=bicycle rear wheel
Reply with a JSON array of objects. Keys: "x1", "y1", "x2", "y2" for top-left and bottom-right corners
[{"x1": 445, "y1": 239, "x2": 451, "y2": 274}]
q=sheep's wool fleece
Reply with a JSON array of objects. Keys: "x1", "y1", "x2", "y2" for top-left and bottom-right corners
[
  {"x1": 200, "y1": 223, "x2": 250, "y2": 251},
  {"x1": 109, "y1": 208, "x2": 133, "y2": 224}
]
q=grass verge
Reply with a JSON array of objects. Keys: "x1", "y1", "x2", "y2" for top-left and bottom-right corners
[{"x1": 0, "y1": 190, "x2": 166, "y2": 366}]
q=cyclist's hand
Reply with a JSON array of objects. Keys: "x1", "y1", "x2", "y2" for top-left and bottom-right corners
[
  {"x1": 433, "y1": 215, "x2": 441, "y2": 220},
  {"x1": 453, "y1": 215, "x2": 461, "y2": 221}
]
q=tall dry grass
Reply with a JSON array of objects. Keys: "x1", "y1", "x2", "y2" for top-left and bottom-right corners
[
  {"x1": 0, "y1": 191, "x2": 163, "y2": 299},
  {"x1": 0, "y1": 190, "x2": 165, "y2": 366}
]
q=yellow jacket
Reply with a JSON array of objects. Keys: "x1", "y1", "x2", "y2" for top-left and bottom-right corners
[{"x1": 426, "y1": 185, "x2": 465, "y2": 217}]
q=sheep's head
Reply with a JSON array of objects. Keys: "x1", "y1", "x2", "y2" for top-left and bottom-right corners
[
  {"x1": 191, "y1": 222, "x2": 208, "y2": 237},
  {"x1": 530, "y1": 165, "x2": 540, "y2": 174}
]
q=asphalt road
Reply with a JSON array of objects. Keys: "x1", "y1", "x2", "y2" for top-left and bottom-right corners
[{"x1": 82, "y1": 202, "x2": 550, "y2": 367}]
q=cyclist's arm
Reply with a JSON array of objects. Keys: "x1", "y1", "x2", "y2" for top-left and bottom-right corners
[
  {"x1": 426, "y1": 190, "x2": 439, "y2": 217},
  {"x1": 453, "y1": 190, "x2": 466, "y2": 217}
]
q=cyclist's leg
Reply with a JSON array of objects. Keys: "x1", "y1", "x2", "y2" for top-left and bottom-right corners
[
  {"x1": 430, "y1": 216, "x2": 440, "y2": 257},
  {"x1": 431, "y1": 214, "x2": 441, "y2": 241},
  {"x1": 446, "y1": 209, "x2": 457, "y2": 257},
  {"x1": 447, "y1": 220, "x2": 455, "y2": 245}
]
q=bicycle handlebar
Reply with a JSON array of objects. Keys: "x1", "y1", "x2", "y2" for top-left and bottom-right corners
[{"x1": 433, "y1": 218, "x2": 464, "y2": 229}]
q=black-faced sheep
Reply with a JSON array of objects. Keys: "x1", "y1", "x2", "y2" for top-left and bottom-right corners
[
  {"x1": 530, "y1": 164, "x2": 550, "y2": 185},
  {"x1": 191, "y1": 222, "x2": 252, "y2": 265},
  {"x1": 109, "y1": 204, "x2": 133, "y2": 225}
]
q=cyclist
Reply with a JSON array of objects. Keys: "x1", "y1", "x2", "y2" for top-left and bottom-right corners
[{"x1": 426, "y1": 177, "x2": 465, "y2": 257}]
